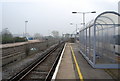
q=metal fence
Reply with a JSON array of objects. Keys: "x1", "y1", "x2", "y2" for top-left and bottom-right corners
[{"x1": 79, "y1": 11, "x2": 120, "y2": 68}]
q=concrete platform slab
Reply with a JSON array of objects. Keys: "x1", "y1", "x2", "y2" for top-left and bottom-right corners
[
  {"x1": 53, "y1": 43, "x2": 115, "y2": 80},
  {"x1": 56, "y1": 43, "x2": 76, "y2": 79},
  {"x1": 70, "y1": 43, "x2": 113, "y2": 79}
]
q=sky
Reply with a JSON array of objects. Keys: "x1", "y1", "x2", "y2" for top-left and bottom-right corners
[{"x1": 0, "y1": 0, "x2": 120, "y2": 36}]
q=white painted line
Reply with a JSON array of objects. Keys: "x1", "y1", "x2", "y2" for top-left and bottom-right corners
[{"x1": 51, "y1": 43, "x2": 67, "y2": 81}]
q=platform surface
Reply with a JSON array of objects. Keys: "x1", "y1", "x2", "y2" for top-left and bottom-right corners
[
  {"x1": 56, "y1": 43, "x2": 76, "y2": 79},
  {"x1": 55, "y1": 43, "x2": 113, "y2": 80},
  {"x1": 70, "y1": 43, "x2": 113, "y2": 79}
]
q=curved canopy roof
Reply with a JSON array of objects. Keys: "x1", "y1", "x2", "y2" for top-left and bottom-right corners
[
  {"x1": 79, "y1": 11, "x2": 120, "y2": 31},
  {"x1": 94, "y1": 11, "x2": 120, "y2": 25}
]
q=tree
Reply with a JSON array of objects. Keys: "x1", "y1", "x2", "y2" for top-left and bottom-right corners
[
  {"x1": 51, "y1": 30, "x2": 59, "y2": 38},
  {"x1": 1, "y1": 28, "x2": 26, "y2": 44},
  {"x1": 34, "y1": 33, "x2": 42, "y2": 40},
  {"x1": 1, "y1": 28, "x2": 13, "y2": 44},
  {"x1": 1, "y1": 28, "x2": 13, "y2": 37}
]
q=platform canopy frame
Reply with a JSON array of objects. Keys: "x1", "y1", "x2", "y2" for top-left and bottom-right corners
[{"x1": 79, "y1": 11, "x2": 120, "y2": 68}]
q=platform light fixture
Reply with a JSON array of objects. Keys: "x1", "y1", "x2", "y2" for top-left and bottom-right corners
[{"x1": 72, "y1": 11, "x2": 96, "y2": 28}]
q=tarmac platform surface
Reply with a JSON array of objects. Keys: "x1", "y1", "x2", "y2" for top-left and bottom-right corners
[
  {"x1": 56, "y1": 43, "x2": 76, "y2": 79},
  {"x1": 54, "y1": 43, "x2": 113, "y2": 80}
]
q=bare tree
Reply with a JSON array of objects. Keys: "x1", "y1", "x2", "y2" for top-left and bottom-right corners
[
  {"x1": 51, "y1": 30, "x2": 59, "y2": 38},
  {"x1": 1, "y1": 28, "x2": 12, "y2": 35},
  {"x1": 34, "y1": 33, "x2": 42, "y2": 40}
]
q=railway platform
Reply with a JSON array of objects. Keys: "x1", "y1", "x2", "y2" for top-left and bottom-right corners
[{"x1": 52, "y1": 43, "x2": 114, "y2": 80}]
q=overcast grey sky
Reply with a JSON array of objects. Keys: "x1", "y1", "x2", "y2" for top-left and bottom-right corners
[{"x1": 0, "y1": 0, "x2": 120, "y2": 36}]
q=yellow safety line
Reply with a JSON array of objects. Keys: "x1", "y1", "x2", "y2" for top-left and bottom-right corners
[{"x1": 69, "y1": 45, "x2": 84, "y2": 81}]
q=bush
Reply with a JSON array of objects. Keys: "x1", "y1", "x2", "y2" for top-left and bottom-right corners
[
  {"x1": 2, "y1": 35, "x2": 14, "y2": 44},
  {"x1": 14, "y1": 37, "x2": 26, "y2": 42},
  {"x1": 1, "y1": 28, "x2": 27, "y2": 44},
  {"x1": 2, "y1": 37, "x2": 27, "y2": 44}
]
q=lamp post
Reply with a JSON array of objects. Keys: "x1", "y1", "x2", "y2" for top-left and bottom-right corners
[
  {"x1": 70, "y1": 23, "x2": 79, "y2": 42},
  {"x1": 72, "y1": 11, "x2": 96, "y2": 54},
  {"x1": 25, "y1": 21, "x2": 29, "y2": 56},
  {"x1": 25, "y1": 21, "x2": 28, "y2": 40},
  {"x1": 72, "y1": 11, "x2": 96, "y2": 28},
  {"x1": 4, "y1": 28, "x2": 8, "y2": 44},
  {"x1": 70, "y1": 23, "x2": 78, "y2": 35}
]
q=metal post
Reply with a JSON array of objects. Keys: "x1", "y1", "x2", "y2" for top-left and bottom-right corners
[
  {"x1": 93, "y1": 24, "x2": 96, "y2": 66},
  {"x1": 25, "y1": 21, "x2": 28, "y2": 39},
  {"x1": 25, "y1": 21, "x2": 28, "y2": 56},
  {"x1": 83, "y1": 13, "x2": 85, "y2": 28},
  {"x1": 76, "y1": 24, "x2": 77, "y2": 34},
  {"x1": 82, "y1": 13, "x2": 87, "y2": 55},
  {"x1": 76, "y1": 24, "x2": 77, "y2": 41}
]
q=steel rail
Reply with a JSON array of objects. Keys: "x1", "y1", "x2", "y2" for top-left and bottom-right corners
[
  {"x1": 45, "y1": 45, "x2": 64, "y2": 81},
  {"x1": 8, "y1": 42, "x2": 64, "y2": 81}
]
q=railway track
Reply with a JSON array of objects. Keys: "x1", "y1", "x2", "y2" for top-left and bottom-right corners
[{"x1": 7, "y1": 42, "x2": 65, "y2": 81}]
